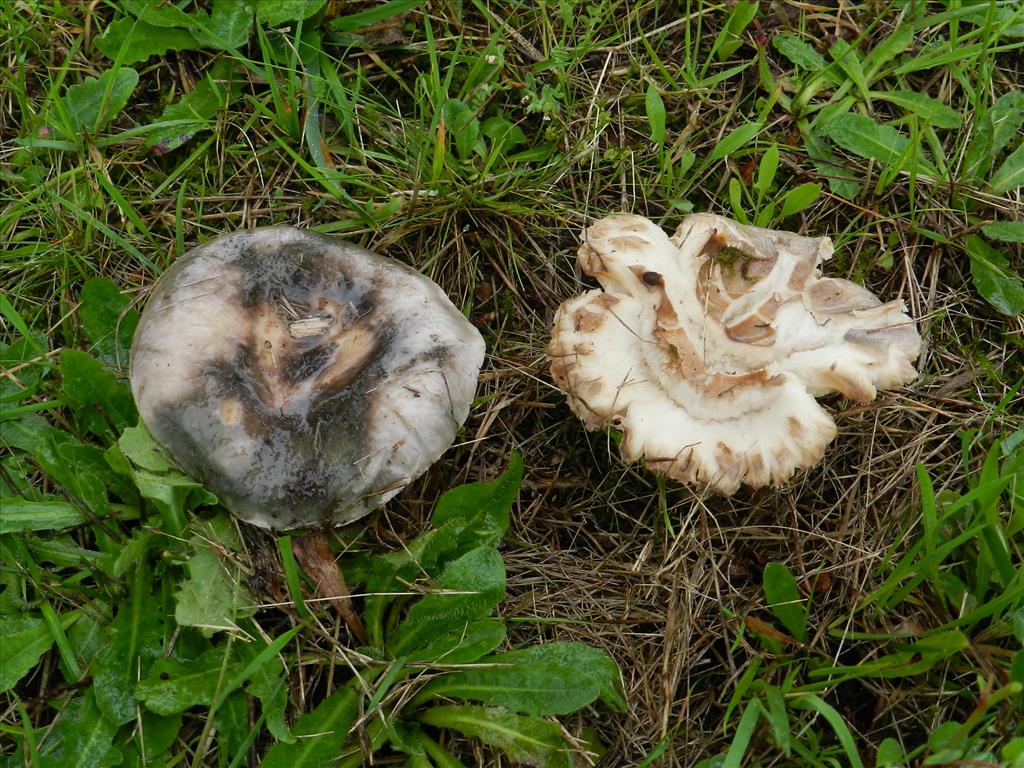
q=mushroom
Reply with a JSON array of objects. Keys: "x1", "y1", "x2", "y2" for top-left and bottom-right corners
[
  {"x1": 131, "y1": 227, "x2": 485, "y2": 530},
  {"x1": 547, "y1": 213, "x2": 921, "y2": 494}
]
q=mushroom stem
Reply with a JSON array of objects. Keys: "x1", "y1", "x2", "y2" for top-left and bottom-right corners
[{"x1": 292, "y1": 532, "x2": 367, "y2": 643}]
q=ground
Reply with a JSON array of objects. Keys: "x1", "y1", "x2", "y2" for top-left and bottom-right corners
[{"x1": 2, "y1": 1, "x2": 1023, "y2": 767}]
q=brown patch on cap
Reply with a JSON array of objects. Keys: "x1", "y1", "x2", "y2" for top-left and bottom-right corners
[
  {"x1": 548, "y1": 358, "x2": 574, "y2": 387},
  {"x1": 220, "y1": 398, "x2": 243, "y2": 427},
  {"x1": 651, "y1": 285, "x2": 704, "y2": 378},
  {"x1": 700, "y1": 231, "x2": 725, "y2": 261},
  {"x1": 705, "y1": 369, "x2": 784, "y2": 396},
  {"x1": 724, "y1": 314, "x2": 776, "y2": 345},
  {"x1": 715, "y1": 441, "x2": 742, "y2": 482},
  {"x1": 313, "y1": 324, "x2": 378, "y2": 392},
  {"x1": 695, "y1": 260, "x2": 729, "y2": 323},
  {"x1": 608, "y1": 235, "x2": 651, "y2": 253},
  {"x1": 573, "y1": 341, "x2": 596, "y2": 356},
  {"x1": 577, "y1": 243, "x2": 608, "y2": 277},
  {"x1": 787, "y1": 256, "x2": 817, "y2": 291},
  {"x1": 576, "y1": 375, "x2": 610, "y2": 400},
  {"x1": 809, "y1": 278, "x2": 881, "y2": 314},
  {"x1": 572, "y1": 305, "x2": 606, "y2": 333},
  {"x1": 748, "y1": 453, "x2": 765, "y2": 474},
  {"x1": 247, "y1": 307, "x2": 295, "y2": 410},
  {"x1": 723, "y1": 293, "x2": 786, "y2": 346},
  {"x1": 820, "y1": 364, "x2": 874, "y2": 402},
  {"x1": 569, "y1": 293, "x2": 621, "y2": 334}
]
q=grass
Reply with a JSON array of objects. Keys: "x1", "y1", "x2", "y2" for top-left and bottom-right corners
[{"x1": 2, "y1": 0, "x2": 1023, "y2": 766}]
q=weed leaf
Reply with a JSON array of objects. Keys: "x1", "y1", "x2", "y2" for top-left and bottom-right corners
[
  {"x1": 120, "y1": 424, "x2": 217, "y2": 533},
  {"x1": 93, "y1": 577, "x2": 168, "y2": 723},
  {"x1": 728, "y1": 177, "x2": 749, "y2": 223},
  {"x1": 118, "y1": 423, "x2": 174, "y2": 472},
  {"x1": 257, "y1": 0, "x2": 327, "y2": 26},
  {"x1": 260, "y1": 686, "x2": 359, "y2": 768},
  {"x1": 0, "y1": 613, "x2": 81, "y2": 692},
  {"x1": 722, "y1": 699, "x2": 761, "y2": 768},
  {"x1": 0, "y1": 498, "x2": 85, "y2": 534},
  {"x1": 190, "y1": 0, "x2": 254, "y2": 50},
  {"x1": 772, "y1": 32, "x2": 827, "y2": 71},
  {"x1": 801, "y1": 123, "x2": 861, "y2": 198},
  {"x1": 421, "y1": 661, "x2": 598, "y2": 716},
  {"x1": 432, "y1": 453, "x2": 522, "y2": 548},
  {"x1": 763, "y1": 563, "x2": 808, "y2": 643},
  {"x1": 482, "y1": 116, "x2": 527, "y2": 157},
  {"x1": 862, "y1": 24, "x2": 915, "y2": 78},
  {"x1": 779, "y1": 182, "x2": 821, "y2": 219},
  {"x1": 716, "y1": 1, "x2": 759, "y2": 61},
  {"x1": 133, "y1": 712, "x2": 182, "y2": 764},
  {"x1": 60, "y1": 349, "x2": 136, "y2": 439},
  {"x1": 362, "y1": 524, "x2": 461, "y2": 646},
  {"x1": 982, "y1": 221, "x2": 1024, "y2": 243},
  {"x1": 822, "y1": 113, "x2": 917, "y2": 170},
  {"x1": 40, "y1": 690, "x2": 120, "y2": 768},
  {"x1": 990, "y1": 92, "x2": 1024, "y2": 155},
  {"x1": 404, "y1": 618, "x2": 507, "y2": 665},
  {"x1": 422, "y1": 642, "x2": 623, "y2": 715},
  {"x1": 329, "y1": 0, "x2": 424, "y2": 33},
  {"x1": 78, "y1": 278, "x2": 138, "y2": 367},
  {"x1": 876, "y1": 738, "x2": 905, "y2": 767},
  {"x1": 121, "y1": 0, "x2": 193, "y2": 27},
  {"x1": 811, "y1": 630, "x2": 969, "y2": 682},
  {"x1": 646, "y1": 83, "x2": 666, "y2": 145},
  {"x1": 495, "y1": 642, "x2": 626, "y2": 711},
  {"x1": 991, "y1": 142, "x2": 1024, "y2": 194},
  {"x1": 761, "y1": 686, "x2": 791, "y2": 756},
  {"x1": 444, "y1": 98, "x2": 481, "y2": 160},
  {"x1": 829, "y1": 39, "x2": 868, "y2": 98},
  {"x1": 14, "y1": 425, "x2": 130, "y2": 518},
  {"x1": 95, "y1": 18, "x2": 199, "y2": 63},
  {"x1": 956, "y1": 4, "x2": 1024, "y2": 38},
  {"x1": 876, "y1": 90, "x2": 961, "y2": 129},
  {"x1": 791, "y1": 695, "x2": 864, "y2": 768},
  {"x1": 964, "y1": 235, "x2": 1024, "y2": 315},
  {"x1": 239, "y1": 638, "x2": 294, "y2": 742},
  {"x1": 962, "y1": 91, "x2": 1024, "y2": 181},
  {"x1": 0, "y1": 331, "x2": 49, "y2": 403},
  {"x1": 175, "y1": 536, "x2": 251, "y2": 636},
  {"x1": 418, "y1": 705, "x2": 574, "y2": 768},
  {"x1": 136, "y1": 647, "x2": 240, "y2": 715},
  {"x1": 709, "y1": 122, "x2": 762, "y2": 162},
  {"x1": 48, "y1": 67, "x2": 139, "y2": 138},
  {"x1": 756, "y1": 144, "x2": 778, "y2": 197},
  {"x1": 145, "y1": 61, "x2": 243, "y2": 154},
  {"x1": 389, "y1": 546, "x2": 506, "y2": 656}
]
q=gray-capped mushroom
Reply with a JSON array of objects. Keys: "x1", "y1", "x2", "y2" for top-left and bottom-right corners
[
  {"x1": 547, "y1": 213, "x2": 922, "y2": 495},
  {"x1": 131, "y1": 227, "x2": 485, "y2": 531}
]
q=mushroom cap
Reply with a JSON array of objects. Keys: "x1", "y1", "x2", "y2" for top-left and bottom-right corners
[
  {"x1": 130, "y1": 227, "x2": 485, "y2": 530},
  {"x1": 547, "y1": 213, "x2": 921, "y2": 495}
]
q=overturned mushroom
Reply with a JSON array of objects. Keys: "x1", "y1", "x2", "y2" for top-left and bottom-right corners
[
  {"x1": 131, "y1": 227, "x2": 485, "y2": 530},
  {"x1": 547, "y1": 213, "x2": 921, "y2": 494}
]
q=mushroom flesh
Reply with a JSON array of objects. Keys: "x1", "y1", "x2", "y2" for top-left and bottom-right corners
[
  {"x1": 547, "y1": 213, "x2": 921, "y2": 494},
  {"x1": 131, "y1": 227, "x2": 485, "y2": 530}
]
